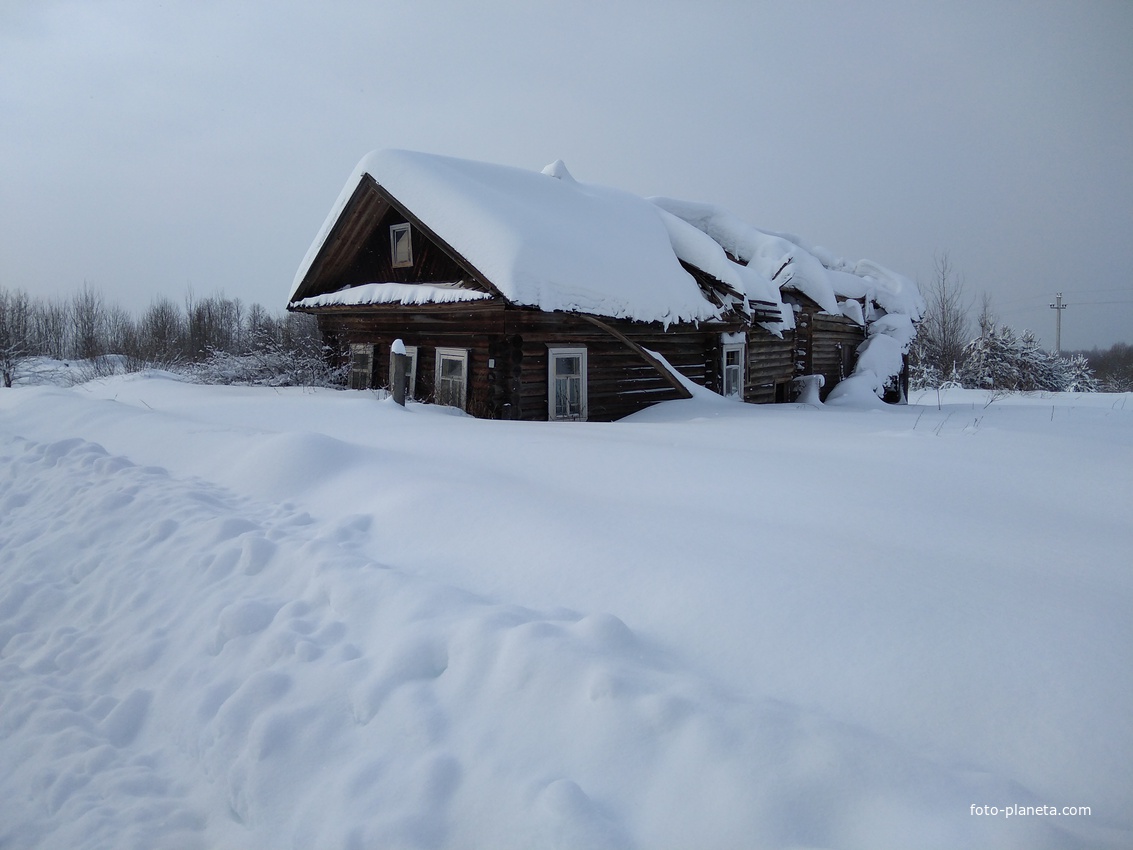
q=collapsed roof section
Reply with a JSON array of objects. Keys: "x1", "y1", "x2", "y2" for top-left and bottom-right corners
[
  {"x1": 648, "y1": 196, "x2": 925, "y2": 323},
  {"x1": 649, "y1": 196, "x2": 926, "y2": 398}
]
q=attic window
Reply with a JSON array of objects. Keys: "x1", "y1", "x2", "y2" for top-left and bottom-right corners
[{"x1": 390, "y1": 223, "x2": 413, "y2": 268}]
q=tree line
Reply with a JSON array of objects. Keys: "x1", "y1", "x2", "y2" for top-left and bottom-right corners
[
  {"x1": 0, "y1": 284, "x2": 339, "y2": 388},
  {"x1": 908, "y1": 253, "x2": 1126, "y2": 393},
  {"x1": 4, "y1": 272, "x2": 1127, "y2": 394},
  {"x1": 1064, "y1": 342, "x2": 1133, "y2": 393}
]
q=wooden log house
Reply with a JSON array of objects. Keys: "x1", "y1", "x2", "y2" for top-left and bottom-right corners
[{"x1": 288, "y1": 150, "x2": 910, "y2": 419}]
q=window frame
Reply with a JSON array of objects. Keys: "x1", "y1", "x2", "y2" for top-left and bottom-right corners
[
  {"x1": 721, "y1": 342, "x2": 746, "y2": 400},
  {"x1": 390, "y1": 222, "x2": 413, "y2": 269},
  {"x1": 348, "y1": 343, "x2": 375, "y2": 390},
  {"x1": 434, "y1": 347, "x2": 469, "y2": 410},
  {"x1": 547, "y1": 346, "x2": 588, "y2": 421}
]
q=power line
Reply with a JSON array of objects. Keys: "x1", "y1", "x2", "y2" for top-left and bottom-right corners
[
  {"x1": 982, "y1": 290, "x2": 1132, "y2": 310},
  {"x1": 998, "y1": 299, "x2": 1133, "y2": 313},
  {"x1": 1058, "y1": 287, "x2": 1133, "y2": 296}
]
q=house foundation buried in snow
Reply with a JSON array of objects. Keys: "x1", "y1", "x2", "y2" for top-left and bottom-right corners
[{"x1": 288, "y1": 150, "x2": 924, "y2": 420}]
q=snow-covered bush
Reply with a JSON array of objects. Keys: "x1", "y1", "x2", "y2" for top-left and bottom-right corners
[
  {"x1": 957, "y1": 323, "x2": 1098, "y2": 393},
  {"x1": 960, "y1": 324, "x2": 1021, "y2": 390},
  {"x1": 1063, "y1": 353, "x2": 1100, "y2": 393},
  {"x1": 186, "y1": 341, "x2": 346, "y2": 388},
  {"x1": 1074, "y1": 342, "x2": 1133, "y2": 392}
]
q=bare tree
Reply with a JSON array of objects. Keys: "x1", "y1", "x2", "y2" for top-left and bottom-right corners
[
  {"x1": 105, "y1": 303, "x2": 135, "y2": 353},
  {"x1": 910, "y1": 251, "x2": 972, "y2": 385},
  {"x1": 976, "y1": 291, "x2": 997, "y2": 338},
  {"x1": 135, "y1": 296, "x2": 186, "y2": 366},
  {"x1": 185, "y1": 290, "x2": 246, "y2": 358},
  {"x1": 32, "y1": 298, "x2": 71, "y2": 360},
  {"x1": 0, "y1": 287, "x2": 34, "y2": 387},
  {"x1": 71, "y1": 283, "x2": 108, "y2": 360},
  {"x1": 2, "y1": 282, "x2": 340, "y2": 388}
]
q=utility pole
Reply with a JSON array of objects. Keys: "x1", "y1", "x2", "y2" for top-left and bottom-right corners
[{"x1": 1049, "y1": 292, "x2": 1068, "y2": 354}]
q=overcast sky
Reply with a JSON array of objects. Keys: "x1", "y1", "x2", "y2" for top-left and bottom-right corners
[{"x1": 3, "y1": 0, "x2": 1131, "y2": 351}]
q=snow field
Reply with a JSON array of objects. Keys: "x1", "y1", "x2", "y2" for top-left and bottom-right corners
[
  {"x1": 1, "y1": 377, "x2": 1130, "y2": 849},
  {"x1": 0, "y1": 432, "x2": 975, "y2": 849}
]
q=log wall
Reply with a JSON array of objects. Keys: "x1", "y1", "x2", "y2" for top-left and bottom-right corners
[
  {"x1": 807, "y1": 313, "x2": 865, "y2": 400},
  {"x1": 314, "y1": 304, "x2": 723, "y2": 422},
  {"x1": 312, "y1": 300, "x2": 866, "y2": 418},
  {"x1": 506, "y1": 311, "x2": 711, "y2": 421},
  {"x1": 315, "y1": 302, "x2": 506, "y2": 415},
  {"x1": 746, "y1": 325, "x2": 796, "y2": 403}
]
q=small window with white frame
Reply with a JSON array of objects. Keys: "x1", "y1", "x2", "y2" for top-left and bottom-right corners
[
  {"x1": 548, "y1": 347, "x2": 587, "y2": 421},
  {"x1": 349, "y1": 343, "x2": 375, "y2": 390},
  {"x1": 388, "y1": 345, "x2": 418, "y2": 399},
  {"x1": 722, "y1": 342, "x2": 745, "y2": 399},
  {"x1": 390, "y1": 222, "x2": 413, "y2": 268},
  {"x1": 434, "y1": 347, "x2": 468, "y2": 409}
]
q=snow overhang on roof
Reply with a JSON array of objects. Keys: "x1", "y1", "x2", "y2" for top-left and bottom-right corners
[
  {"x1": 650, "y1": 196, "x2": 925, "y2": 322},
  {"x1": 292, "y1": 282, "x2": 494, "y2": 310},
  {"x1": 650, "y1": 195, "x2": 927, "y2": 397}
]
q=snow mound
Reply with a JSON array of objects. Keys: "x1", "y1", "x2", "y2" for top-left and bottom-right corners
[{"x1": 1, "y1": 431, "x2": 1050, "y2": 849}]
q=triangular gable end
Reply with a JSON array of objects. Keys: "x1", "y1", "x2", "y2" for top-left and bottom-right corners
[{"x1": 289, "y1": 175, "x2": 503, "y2": 306}]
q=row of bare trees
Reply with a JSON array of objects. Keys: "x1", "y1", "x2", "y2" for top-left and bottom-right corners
[{"x1": 1, "y1": 284, "x2": 333, "y2": 388}]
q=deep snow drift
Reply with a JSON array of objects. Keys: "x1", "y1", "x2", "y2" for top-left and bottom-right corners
[{"x1": 1, "y1": 375, "x2": 1130, "y2": 849}]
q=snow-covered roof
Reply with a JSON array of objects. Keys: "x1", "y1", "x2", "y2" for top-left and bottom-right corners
[
  {"x1": 649, "y1": 197, "x2": 925, "y2": 322},
  {"x1": 650, "y1": 195, "x2": 926, "y2": 397},
  {"x1": 290, "y1": 150, "x2": 743, "y2": 327},
  {"x1": 291, "y1": 151, "x2": 924, "y2": 396}
]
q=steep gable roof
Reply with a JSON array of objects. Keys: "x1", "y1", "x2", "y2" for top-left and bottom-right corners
[{"x1": 289, "y1": 150, "x2": 758, "y2": 326}]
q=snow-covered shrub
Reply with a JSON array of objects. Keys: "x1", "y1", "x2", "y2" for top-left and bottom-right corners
[
  {"x1": 186, "y1": 327, "x2": 347, "y2": 388},
  {"x1": 960, "y1": 325, "x2": 1021, "y2": 390},
  {"x1": 959, "y1": 323, "x2": 1098, "y2": 393},
  {"x1": 1062, "y1": 354, "x2": 1100, "y2": 393},
  {"x1": 1075, "y1": 342, "x2": 1133, "y2": 392},
  {"x1": 909, "y1": 337, "x2": 963, "y2": 390}
]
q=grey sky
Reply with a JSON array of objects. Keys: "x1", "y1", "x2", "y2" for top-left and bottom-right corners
[{"x1": 3, "y1": 0, "x2": 1130, "y2": 351}]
